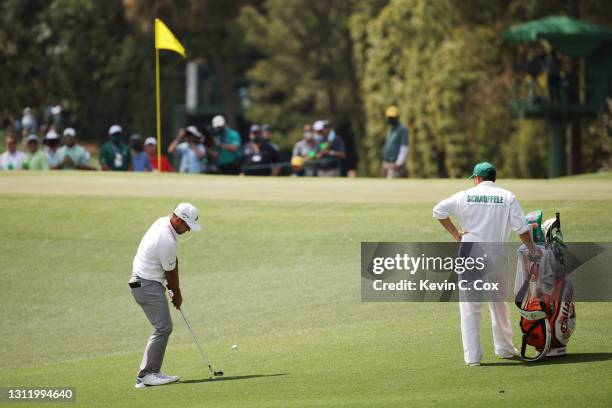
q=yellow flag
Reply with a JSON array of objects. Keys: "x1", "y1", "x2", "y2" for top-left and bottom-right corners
[{"x1": 155, "y1": 18, "x2": 186, "y2": 57}]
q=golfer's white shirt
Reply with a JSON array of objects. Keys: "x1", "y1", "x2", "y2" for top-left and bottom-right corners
[
  {"x1": 432, "y1": 181, "x2": 529, "y2": 242},
  {"x1": 132, "y1": 216, "x2": 178, "y2": 283}
]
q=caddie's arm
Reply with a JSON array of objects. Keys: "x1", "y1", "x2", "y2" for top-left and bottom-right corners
[
  {"x1": 509, "y1": 194, "x2": 542, "y2": 257},
  {"x1": 438, "y1": 218, "x2": 467, "y2": 242},
  {"x1": 433, "y1": 193, "x2": 465, "y2": 241},
  {"x1": 165, "y1": 258, "x2": 182, "y2": 309},
  {"x1": 518, "y1": 231, "x2": 542, "y2": 258}
]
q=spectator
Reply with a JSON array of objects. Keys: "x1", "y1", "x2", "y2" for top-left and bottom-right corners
[
  {"x1": 144, "y1": 137, "x2": 174, "y2": 172},
  {"x1": 22, "y1": 134, "x2": 49, "y2": 170},
  {"x1": 314, "y1": 120, "x2": 346, "y2": 177},
  {"x1": 43, "y1": 130, "x2": 61, "y2": 168},
  {"x1": 291, "y1": 124, "x2": 319, "y2": 176},
  {"x1": 240, "y1": 124, "x2": 279, "y2": 176},
  {"x1": 381, "y1": 105, "x2": 409, "y2": 178},
  {"x1": 168, "y1": 126, "x2": 206, "y2": 174},
  {"x1": 20, "y1": 107, "x2": 37, "y2": 138},
  {"x1": 99, "y1": 124, "x2": 131, "y2": 171},
  {"x1": 47, "y1": 104, "x2": 63, "y2": 128},
  {"x1": 55, "y1": 128, "x2": 95, "y2": 170},
  {"x1": 129, "y1": 134, "x2": 152, "y2": 172},
  {"x1": 0, "y1": 133, "x2": 26, "y2": 170},
  {"x1": 210, "y1": 115, "x2": 241, "y2": 175},
  {"x1": 261, "y1": 124, "x2": 281, "y2": 176}
]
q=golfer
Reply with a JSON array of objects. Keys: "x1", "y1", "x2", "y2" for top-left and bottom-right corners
[
  {"x1": 433, "y1": 162, "x2": 541, "y2": 366},
  {"x1": 129, "y1": 203, "x2": 201, "y2": 388}
]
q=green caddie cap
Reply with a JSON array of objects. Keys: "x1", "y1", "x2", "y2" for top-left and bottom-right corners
[{"x1": 468, "y1": 161, "x2": 496, "y2": 179}]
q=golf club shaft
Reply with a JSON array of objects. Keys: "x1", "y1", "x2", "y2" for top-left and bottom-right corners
[{"x1": 178, "y1": 308, "x2": 215, "y2": 374}]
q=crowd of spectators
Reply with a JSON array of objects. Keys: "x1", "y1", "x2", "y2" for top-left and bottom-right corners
[{"x1": 1, "y1": 106, "x2": 410, "y2": 177}]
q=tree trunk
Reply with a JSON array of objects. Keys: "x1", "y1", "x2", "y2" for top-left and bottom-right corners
[{"x1": 210, "y1": 53, "x2": 238, "y2": 129}]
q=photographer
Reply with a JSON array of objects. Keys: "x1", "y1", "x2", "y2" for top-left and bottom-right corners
[
  {"x1": 210, "y1": 115, "x2": 241, "y2": 175},
  {"x1": 167, "y1": 126, "x2": 206, "y2": 174},
  {"x1": 240, "y1": 124, "x2": 279, "y2": 176}
]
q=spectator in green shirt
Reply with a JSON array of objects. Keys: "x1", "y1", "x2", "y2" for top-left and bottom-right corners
[
  {"x1": 22, "y1": 134, "x2": 48, "y2": 171},
  {"x1": 55, "y1": 128, "x2": 96, "y2": 170},
  {"x1": 99, "y1": 124, "x2": 131, "y2": 171},
  {"x1": 210, "y1": 115, "x2": 241, "y2": 175},
  {"x1": 382, "y1": 105, "x2": 409, "y2": 178}
]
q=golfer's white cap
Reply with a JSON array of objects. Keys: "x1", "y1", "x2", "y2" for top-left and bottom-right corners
[
  {"x1": 313, "y1": 120, "x2": 325, "y2": 132},
  {"x1": 44, "y1": 130, "x2": 59, "y2": 140},
  {"x1": 25, "y1": 134, "x2": 39, "y2": 143},
  {"x1": 108, "y1": 124, "x2": 123, "y2": 135},
  {"x1": 63, "y1": 127, "x2": 76, "y2": 138},
  {"x1": 186, "y1": 125, "x2": 202, "y2": 137},
  {"x1": 212, "y1": 115, "x2": 226, "y2": 128},
  {"x1": 174, "y1": 203, "x2": 201, "y2": 232},
  {"x1": 144, "y1": 137, "x2": 157, "y2": 146}
]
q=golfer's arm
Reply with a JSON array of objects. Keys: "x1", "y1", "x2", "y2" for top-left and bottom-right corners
[
  {"x1": 438, "y1": 218, "x2": 461, "y2": 241},
  {"x1": 165, "y1": 259, "x2": 180, "y2": 293}
]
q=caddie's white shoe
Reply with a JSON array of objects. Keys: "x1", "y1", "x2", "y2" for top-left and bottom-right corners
[
  {"x1": 156, "y1": 372, "x2": 180, "y2": 382},
  {"x1": 135, "y1": 373, "x2": 178, "y2": 388},
  {"x1": 466, "y1": 362, "x2": 481, "y2": 367},
  {"x1": 498, "y1": 348, "x2": 519, "y2": 359}
]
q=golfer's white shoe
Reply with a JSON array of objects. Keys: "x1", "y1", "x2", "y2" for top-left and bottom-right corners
[
  {"x1": 466, "y1": 362, "x2": 481, "y2": 367},
  {"x1": 157, "y1": 372, "x2": 180, "y2": 382},
  {"x1": 134, "y1": 373, "x2": 179, "y2": 388}
]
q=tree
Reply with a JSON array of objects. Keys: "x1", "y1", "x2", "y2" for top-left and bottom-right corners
[
  {"x1": 123, "y1": 0, "x2": 256, "y2": 128},
  {"x1": 238, "y1": 0, "x2": 366, "y2": 168}
]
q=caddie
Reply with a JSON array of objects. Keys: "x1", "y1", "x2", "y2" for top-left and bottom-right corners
[
  {"x1": 432, "y1": 162, "x2": 541, "y2": 366},
  {"x1": 129, "y1": 203, "x2": 201, "y2": 388}
]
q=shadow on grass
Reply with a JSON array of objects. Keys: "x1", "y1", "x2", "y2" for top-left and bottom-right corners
[
  {"x1": 177, "y1": 373, "x2": 289, "y2": 384},
  {"x1": 481, "y1": 352, "x2": 612, "y2": 367}
]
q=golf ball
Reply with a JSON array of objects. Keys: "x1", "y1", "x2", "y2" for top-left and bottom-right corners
[{"x1": 231, "y1": 344, "x2": 238, "y2": 350}]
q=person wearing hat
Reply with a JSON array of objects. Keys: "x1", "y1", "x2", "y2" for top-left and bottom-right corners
[
  {"x1": 167, "y1": 126, "x2": 206, "y2": 174},
  {"x1": 20, "y1": 107, "x2": 37, "y2": 138},
  {"x1": 314, "y1": 120, "x2": 346, "y2": 177},
  {"x1": 0, "y1": 133, "x2": 26, "y2": 170},
  {"x1": 433, "y1": 161, "x2": 542, "y2": 366},
  {"x1": 99, "y1": 124, "x2": 131, "y2": 171},
  {"x1": 209, "y1": 115, "x2": 242, "y2": 175},
  {"x1": 382, "y1": 106, "x2": 409, "y2": 178},
  {"x1": 129, "y1": 203, "x2": 201, "y2": 388},
  {"x1": 144, "y1": 137, "x2": 174, "y2": 173},
  {"x1": 291, "y1": 123, "x2": 319, "y2": 176},
  {"x1": 240, "y1": 124, "x2": 279, "y2": 176},
  {"x1": 22, "y1": 134, "x2": 48, "y2": 170},
  {"x1": 129, "y1": 134, "x2": 153, "y2": 172},
  {"x1": 55, "y1": 128, "x2": 95, "y2": 170},
  {"x1": 43, "y1": 129, "x2": 61, "y2": 168},
  {"x1": 261, "y1": 124, "x2": 281, "y2": 176}
]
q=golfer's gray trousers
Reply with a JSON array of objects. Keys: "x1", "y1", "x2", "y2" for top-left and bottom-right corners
[{"x1": 130, "y1": 279, "x2": 172, "y2": 377}]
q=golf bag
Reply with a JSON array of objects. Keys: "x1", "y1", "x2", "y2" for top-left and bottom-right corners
[{"x1": 514, "y1": 212, "x2": 576, "y2": 362}]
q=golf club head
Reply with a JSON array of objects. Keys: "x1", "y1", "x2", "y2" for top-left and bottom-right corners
[{"x1": 213, "y1": 371, "x2": 224, "y2": 377}]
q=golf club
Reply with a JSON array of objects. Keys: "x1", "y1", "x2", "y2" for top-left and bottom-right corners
[{"x1": 178, "y1": 307, "x2": 224, "y2": 377}]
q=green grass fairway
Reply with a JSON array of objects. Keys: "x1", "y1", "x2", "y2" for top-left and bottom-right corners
[{"x1": 1, "y1": 172, "x2": 611, "y2": 407}]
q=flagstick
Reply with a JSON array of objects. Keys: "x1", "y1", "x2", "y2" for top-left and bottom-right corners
[{"x1": 155, "y1": 48, "x2": 162, "y2": 172}]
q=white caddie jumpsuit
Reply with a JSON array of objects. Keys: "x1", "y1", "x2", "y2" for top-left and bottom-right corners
[{"x1": 433, "y1": 181, "x2": 530, "y2": 364}]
